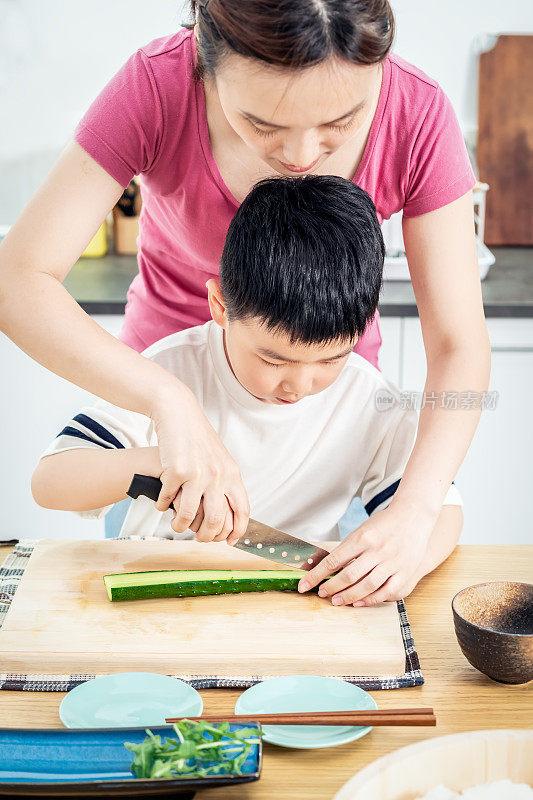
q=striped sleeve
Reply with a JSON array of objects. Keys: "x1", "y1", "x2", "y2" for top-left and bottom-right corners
[
  {"x1": 358, "y1": 405, "x2": 462, "y2": 515},
  {"x1": 365, "y1": 480, "x2": 462, "y2": 515},
  {"x1": 38, "y1": 399, "x2": 153, "y2": 519},
  {"x1": 358, "y1": 405, "x2": 416, "y2": 517}
]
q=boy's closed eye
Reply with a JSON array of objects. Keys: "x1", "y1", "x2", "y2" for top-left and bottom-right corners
[{"x1": 258, "y1": 355, "x2": 349, "y2": 368}]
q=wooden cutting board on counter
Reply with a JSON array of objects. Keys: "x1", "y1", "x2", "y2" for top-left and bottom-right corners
[
  {"x1": 478, "y1": 34, "x2": 533, "y2": 245},
  {"x1": 0, "y1": 539, "x2": 407, "y2": 677}
]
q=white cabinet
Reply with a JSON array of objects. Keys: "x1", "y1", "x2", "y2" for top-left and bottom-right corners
[
  {"x1": 0, "y1": 316, "x2": 124, "y2": 541},
  {"x1": 401, "y1": 318, "x2": 533, "y2": 545},
  {"x1": 2, "y1": 311, "x2": 531, "y2": 545}
]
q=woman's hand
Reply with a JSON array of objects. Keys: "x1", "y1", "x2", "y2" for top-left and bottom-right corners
[
  {"x1": 150, "y1": 381, "x2": 250, "y2": 544},
  {"x1": 297, "y1": 502, "x2": 437, "y2": 606}
]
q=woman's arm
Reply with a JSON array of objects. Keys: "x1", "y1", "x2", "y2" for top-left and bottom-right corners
[
  {"x1": 31, "y1": 446, "x2": 162, "y2": 512},
  {"x1": 298, "y1": 191, "x2": 489, "y2": 605},
  {"x1": 0, "y1": 141, "x2": 169, "y2": 413},
  {"x1": 411, "y1": 504, "x2": 463, "y2": 584},
  {"x1": 0, "y1": 142, "x2": 249, "y2": 540},
  {"x1": 394, "y1": 190, "x2": 491, "y2": 518},
  {"x1": 348, "y1": 504, "x2": 463, "y2": 606}
]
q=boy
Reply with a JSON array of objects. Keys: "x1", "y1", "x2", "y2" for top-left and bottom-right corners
[{"x1": 32, "y1": 175, "x2": 462, "y2": 604}]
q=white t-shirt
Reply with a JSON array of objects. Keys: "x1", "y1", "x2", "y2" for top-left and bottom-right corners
[{"x1": 40, "y1": 321, "x2": 461, "y2": 540}]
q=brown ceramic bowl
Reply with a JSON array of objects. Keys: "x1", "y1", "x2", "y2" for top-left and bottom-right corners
[{"x1": 452, "y1": 581, "x2": 533, "y2": 684}]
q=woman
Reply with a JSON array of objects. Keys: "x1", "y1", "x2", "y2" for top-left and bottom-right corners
[{"x1": 0, "y1": 0, "x2": 489, "y2": 606}]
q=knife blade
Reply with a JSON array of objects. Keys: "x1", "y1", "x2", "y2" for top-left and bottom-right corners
[{"x1": 127, "y1": 474, "x2": 330, "y2": 571}]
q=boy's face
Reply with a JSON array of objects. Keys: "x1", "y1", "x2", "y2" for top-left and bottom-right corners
[{"x1": 207, "y1": 281, "x2": 356, "y2": 404}]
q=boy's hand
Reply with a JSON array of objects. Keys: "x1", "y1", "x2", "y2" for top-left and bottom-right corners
[
  {"x1": 151, "y1": 384, "x2": 249, "y2": 544},
  {"x1": 169, "y1": 489, "x2": 237, "y2": 544},
  {"x1": 297, "y1": 503, "x2": 437, "y2": 606}
]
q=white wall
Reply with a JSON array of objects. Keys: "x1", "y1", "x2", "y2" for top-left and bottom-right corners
[
  {"x1": 0, "y1": 0, "x2": 186, "y2": 159},
  {"x1": 391, "y1": 0, "x2": 533, "y2": 144},
  {"x1": 1, "y1": 0, "x2": 532, "y2": 222},
  {"x1": 0, "y1": 0, "x2": 186, "y2": 222}
]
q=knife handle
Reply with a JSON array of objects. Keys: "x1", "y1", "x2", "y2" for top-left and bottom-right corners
[{"x1": 127, "y1": 474, "x2": 175, "y2": 511}]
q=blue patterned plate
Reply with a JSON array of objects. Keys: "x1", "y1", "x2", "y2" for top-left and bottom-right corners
[{"x1": 0, "y1": 724, "x2": 262, "y2": 796}]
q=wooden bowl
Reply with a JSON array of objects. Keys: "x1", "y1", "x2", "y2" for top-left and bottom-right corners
[
  {"x1": 334, "y1": 729, "x2": 533, "y2": 800},
  {"x1": 452, "y1": 581, "x2": 533, "y2": 684}
]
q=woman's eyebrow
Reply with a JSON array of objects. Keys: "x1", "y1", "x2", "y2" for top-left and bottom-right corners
[{"x1": 241, "y1": 100, "x2": 366, "y2": 129}]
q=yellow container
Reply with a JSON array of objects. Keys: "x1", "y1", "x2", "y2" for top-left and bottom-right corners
[{"x1": 81, "y1": 221, "x2": 107, "y2": 258}]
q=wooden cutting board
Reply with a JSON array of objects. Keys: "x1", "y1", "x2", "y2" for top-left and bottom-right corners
[
  {"x1": 478, "y1": 34, "x2": 533, "y2": 245},
  {"x1": 0, "y1": 539, "x2": 407, "y2": 677}
]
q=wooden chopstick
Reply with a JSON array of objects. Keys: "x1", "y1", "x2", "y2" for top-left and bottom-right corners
[{"x1": 165, "y1": 708, "x2": 436, "y2": 727}]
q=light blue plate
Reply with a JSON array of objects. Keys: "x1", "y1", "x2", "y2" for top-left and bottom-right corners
[
  {"x1": 59, "y1": 672, "x2": 203, "y2": 729},
  {"x1": 234, "y1": 675, "x2": 377, "y2": 749}
]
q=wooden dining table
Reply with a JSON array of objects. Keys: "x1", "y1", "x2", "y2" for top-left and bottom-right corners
[{"x1": 1, "y1": 545, "x2": 531, "y2": 799}]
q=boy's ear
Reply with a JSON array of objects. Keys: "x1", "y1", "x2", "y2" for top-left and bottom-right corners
[{"x1": 206, "y1": 279, "x2": 227, "y2": 327}]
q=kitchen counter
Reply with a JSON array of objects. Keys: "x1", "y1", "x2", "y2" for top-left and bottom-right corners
[
  {"x1": 64, "y1": 247, "x2": 533, "y2": 318},
  {"x1": 1, "y1": 545, "x2": 531, "y2": 799}
]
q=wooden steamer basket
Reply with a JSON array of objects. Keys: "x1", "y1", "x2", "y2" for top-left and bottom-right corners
[{"x1": 333, "y1": 730, "x2": 533, "y2": 799}]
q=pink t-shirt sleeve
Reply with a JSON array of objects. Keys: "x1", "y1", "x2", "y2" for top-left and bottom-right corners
[
  {"x1": 402, "y1": 86, "x2": 476, "y2": 218},
  {"x1": 74, "y1": 49, "x2": 163, "y2": 188}
]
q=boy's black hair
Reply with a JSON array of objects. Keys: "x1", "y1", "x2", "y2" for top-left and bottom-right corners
[{"x1": 220, "y1": 174, "x2": 384, "y2": 345}]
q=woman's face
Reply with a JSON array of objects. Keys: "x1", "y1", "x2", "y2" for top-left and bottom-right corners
[{"x1": 212, "y1": 53, "x2": 381, "y2": 174}]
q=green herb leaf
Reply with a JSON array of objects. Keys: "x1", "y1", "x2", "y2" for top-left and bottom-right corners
[{"x1": 124, "y1": 721, "x2": 263, "y2": 780}]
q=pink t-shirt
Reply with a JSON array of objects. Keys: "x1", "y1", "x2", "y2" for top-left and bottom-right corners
[{"x1": 75, "y1": 29, "x2": 475, "y2": 366}]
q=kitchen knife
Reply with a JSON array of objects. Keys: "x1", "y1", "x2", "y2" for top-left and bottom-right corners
[{"x1": 126, "y1": 474, "x2": 330, "y2": 571}]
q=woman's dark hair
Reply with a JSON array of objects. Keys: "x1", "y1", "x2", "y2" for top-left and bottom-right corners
[
  {"x1": 220, "y1": 175, "x2": 384, "y2": 345},
  {"x1": 185, "y1": 0, "x2": 394, "y2": 79}
]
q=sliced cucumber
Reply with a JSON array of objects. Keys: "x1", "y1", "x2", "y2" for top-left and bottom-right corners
[{"x1": 103, "y1": 569, "x2": 304, "y2": 602}]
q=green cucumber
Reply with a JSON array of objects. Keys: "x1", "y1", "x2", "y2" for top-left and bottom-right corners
[{"x1": 103, "y1": 569, "x2": 304, "y2": 602}]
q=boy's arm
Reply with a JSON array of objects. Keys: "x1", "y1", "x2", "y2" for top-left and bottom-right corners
[{"x1": 31, "y1": 446, "x2": 162, "y2": 512}]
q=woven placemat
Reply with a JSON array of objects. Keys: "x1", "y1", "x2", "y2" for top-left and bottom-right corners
[{"x1": 0, "y1": 540, "x2": 423, "y2": 691}]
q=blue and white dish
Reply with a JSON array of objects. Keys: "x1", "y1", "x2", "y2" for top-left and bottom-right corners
[
  {"x1": 59, "y1": 672, "x2": 203, "y2": 729},
  {"x1": 235, "y1": 675, "x2": 377, "y2": 749}
]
